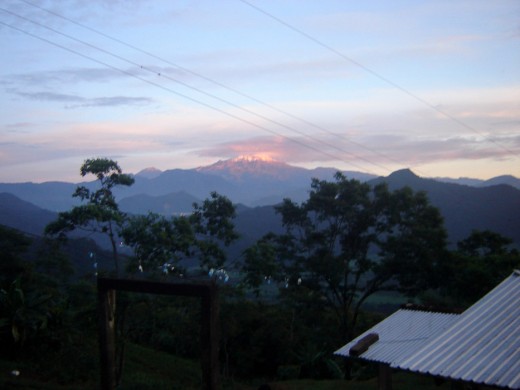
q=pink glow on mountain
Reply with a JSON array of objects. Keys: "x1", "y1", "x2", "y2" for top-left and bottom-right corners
[
  {"x1": 196, "y1": 155, "x2": 300, "y2": 181},
  {"x1": 231, "y1": 154, "x2": 275, "y2": 163}
]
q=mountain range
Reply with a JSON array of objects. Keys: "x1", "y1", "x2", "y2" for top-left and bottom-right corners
[{"x1": 1, "y1": 156, "x2": 519, "y2": 253}]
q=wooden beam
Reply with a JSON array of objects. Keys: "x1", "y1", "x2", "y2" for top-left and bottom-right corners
[
  {"x1": 97, "y1": 277, "x2": 215, "y2": 297},
  {"x1": 201, "y1": 286, "x2": 219, "y2": 390},
  {"x1": 97, "y1": 278, "x2": 219, "y2": 390},
  {"x1": 98, "y1": 288, "x2": 116, "y2": 390},
  {"x1": 378, "y1": 363, "x2": 392, "y2": 390}
]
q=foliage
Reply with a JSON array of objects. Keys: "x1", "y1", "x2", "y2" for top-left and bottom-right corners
[
  {"x1": 241, "y1": 173, "x2": 448, "y2": 340},
  {"x1": 189, "y1": 191, "x2": 239, "y2": 270},
  {"x1": 1, "y1": 278, "x2": 48, "y2": 348},
  {"x1": 221, "y1": 300, "x2": 294, "y2": 379},
  {"x1": 45, "y1": 158, "x2": 135, "y2": 275},
  {"x1": 241, "y1": 239, "x2": 279, "y2": 297},
  {"x1": 437, "y1": 230, "x2": 520, "y2": 306},
  {"x1": 122, "y1": 213, "x2": 194, "y2": 275},
  {"x1": 122, "y1": 191, "x2": 238, "y2": 276},
  {"x1": 0, "y1": 225, "x2": 32, "y2": 288},
  {"x1": 35, "y1": 238, "x2": 74, "y2": 284},
  {"x1": 119, "y1": 294, "x2": 201, "y2": 359}
]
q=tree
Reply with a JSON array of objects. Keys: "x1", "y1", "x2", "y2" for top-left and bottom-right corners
[
  {"x1": 45, "y1": 158, "x2": 134, "y2": 276},
  {"x1": 121, "y1": 212, "x2": 194, "y2": 275},
  {"x1": 242, "y1": 173, "x2": 448, "y2": 341},
  {"x1": 122, "y1": 191, "x2": 238, "y2": 277},
  {"x1": 0, "y1": 225, "x2": 32, "y2": 288},
  {"x1": 441, "y1": 230, "x2": 520, "y2": 306},
  {"x1": 189, "y1": 191, "x2": 238, "y2": 271}
]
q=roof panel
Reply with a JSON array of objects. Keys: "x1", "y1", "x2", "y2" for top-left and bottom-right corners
[
  {"x1": 395, "y1": 271, "x2": 520, "y2": 389},
  {"x1": 334, "y1": 309, "x2": 459, "y2": 365}
]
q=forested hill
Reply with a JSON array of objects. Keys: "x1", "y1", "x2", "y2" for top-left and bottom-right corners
[
  {"x1": 0, "y1": 192, "x2": 56, "y2": 236},
  {"x1": 370, "y1": 169, "x2": 520, "y2": 246}
]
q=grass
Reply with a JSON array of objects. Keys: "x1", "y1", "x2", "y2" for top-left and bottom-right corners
[
  {"x1": 119, "y1": 343, "x2": 202, "y2": 390},
  {"x1": 245, "y1": 371, "x2": 452, "y2": 390},
  {"x1": 0, "y1": 342, "x2": 202, "y2": 390},
  {"x1": 1, "y1": 343, "x2": 452, "y2": 389}
]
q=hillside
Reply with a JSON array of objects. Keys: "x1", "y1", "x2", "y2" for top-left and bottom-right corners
[
  {"x1": 0, "y1": 192, "x2": 57, "y2": 236},
  {"x1": 371, "y1": 169, "x2": 520, "y2": 246},
  {"x1": 119, "y1": 191, "x2": 201, "y2": 215}
]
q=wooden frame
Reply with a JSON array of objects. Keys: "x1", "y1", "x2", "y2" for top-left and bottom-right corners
[{"x1": 97, "y1": 277, "x2": 219, "y2": 389}]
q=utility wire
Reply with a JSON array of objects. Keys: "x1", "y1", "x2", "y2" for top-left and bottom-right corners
[
  {"x1": 0, "y1": 18, "x2": 380, "y2": 174},
  {"x1": 15, "y1": 0, "x2": 404, "y2": 170},
  {"x1": 1, "y1": 7, "x2": 392, "y2": 174},
  {"x1": 238, "y1": 0, "x2": 518, "y2": 158}
]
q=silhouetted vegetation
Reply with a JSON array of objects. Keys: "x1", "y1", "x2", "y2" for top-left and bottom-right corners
[{"x1": 1, "y1": 158, "x2": 518, "y2": 388}]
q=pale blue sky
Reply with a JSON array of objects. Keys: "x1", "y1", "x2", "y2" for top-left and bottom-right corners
[{"x1": 1, "y1": 0, "x2": 519, "y2": 182}]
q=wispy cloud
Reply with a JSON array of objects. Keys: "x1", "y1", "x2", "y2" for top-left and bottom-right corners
[
  {"x1": 67, "y1": 96, "x2": 153, "y2": 108},
  {"x1": 5, "y1": 122, "x2": 34, "y2": 133},
  {"x1": 196, "y1": 129, "x2": 520, "y2": 172},
  {"x1": 2, "y1": 66, "x2": 165, "y2": 87},
  {"x1": 14, "y1": 90, "x2": 83, "y2": 102},
  {"x1": 10, "y1": 89, "x2": 153, "y2": 108}
]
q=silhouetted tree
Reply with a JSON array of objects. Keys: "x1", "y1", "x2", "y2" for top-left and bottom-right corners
[
  {"x1": 122, "y1": 191, "x2": 238, "y2": 276},
  {"x1": 45, "y1": 158, "x2": 134, "y2": 276},
  {"x1": 242, "y1": 173, "x2": 448, "y2": 341},
  {"x1": 442, "y1": 230, "x2": 520, "y2": 305}
]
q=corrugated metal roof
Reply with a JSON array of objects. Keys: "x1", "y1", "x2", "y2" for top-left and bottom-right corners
[
  {"x1": 334, "y1": 309, "x2": 459, "y2": 364},
  {"x1": 395, "y1": 270, "x2": 520, "y2": 389}
]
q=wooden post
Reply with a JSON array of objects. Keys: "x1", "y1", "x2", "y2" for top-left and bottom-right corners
[
  {"x1": 98, "y1": 287, "x2": 116, "y2": 390},
  {"x1": 201, "y1": 283, "x2": 219, "y2": 390},
  {"x1": 97, "y1": 278, "x2": 220, "y2": 390},
  {"x1": 378, "y1": 363, "x2": 392, "y2": 390}
]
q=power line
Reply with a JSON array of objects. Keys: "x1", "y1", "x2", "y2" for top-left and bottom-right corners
[
  {"x1": 0, "y1": 18, "x2": 383, "y2": 174},
  {"x1": 14, "y1": 0, "x2": 405, "y2": 170},
  {"x1": 238, "y1": 0, "x2": 519, "y2": 158},
  {"x1": 5, "y1": 5, "x2": 422, "y2": 176},
  {"x1": 1, "y1": 7, "x2": 393, "y2": 174}
]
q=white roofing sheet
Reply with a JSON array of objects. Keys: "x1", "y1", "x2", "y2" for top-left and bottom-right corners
[
  {"x1": 334, "y1": 309, "x2": 459, "y2": 364},
  {"x1": 395, "y1": 271, "x2": 520, "y2": 389}
]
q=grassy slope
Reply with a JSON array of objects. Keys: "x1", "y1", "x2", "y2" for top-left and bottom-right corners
[{"x1": 1, "y1": 343, "x2": 450, "y2": 390}]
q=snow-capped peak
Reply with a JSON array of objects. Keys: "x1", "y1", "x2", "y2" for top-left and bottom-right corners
[{"x1": 231, "y1": 154, "x2": 275, "y2": 163}]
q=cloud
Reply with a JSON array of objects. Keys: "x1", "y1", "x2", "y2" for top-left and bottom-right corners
[
  {"x1": 1, "y1": 1, "x2": 158, "y2": 30},
  {"x1": 15, "y1": 90, "x2": 84, "y2": 102},
  {"x1": 67, "y1": 96, "x2": 153, "y2": 108},
  {"x1": 195, "y1": 129, "x2": 520, "y2": 174},
  {"x1": 3, "y1": 67, "x2": 134, "y2": 87},
  {"x1": 5, "y1": 122, "x2": 34, "y2": 133},
  {"x1": 10, "y1": 89, "x2": 153, "y2": 108}
]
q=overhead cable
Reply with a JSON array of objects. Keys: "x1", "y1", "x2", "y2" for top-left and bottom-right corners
[
  {"x1": 14, "y1": 0, "x2": 404, "y2": 170},
  {"x1": 238, "y1": 0, "x2": 518, "y2": 158},
  {"x1": 0, "y1": 18, "x2": 382, "y2": 174}
]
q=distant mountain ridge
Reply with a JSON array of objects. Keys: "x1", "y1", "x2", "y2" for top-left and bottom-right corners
[
  {"x1": 135, "y1": 167, "x2": 162, "y2": 179},
  {"x1": 0, "y1": 156, "x2": 381, "y2": 210},
  {"x1": 1, "y1": 161, "x2": 520, "y2": 253},
  {"x1": 1, "y1": 157, "x2": 517, "y2": 211},
  {"x1": 434, "y1": 174, "x2": 520, "y2": 189},
  {"x1": 1, "y1": 157, "x2": 519, "y2": 250},
  {"x1": 371, "y1": 169, "x2": 520, "y2": 246}
]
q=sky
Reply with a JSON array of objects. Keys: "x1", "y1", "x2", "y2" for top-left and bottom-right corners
[{"x1": 1, "y1": 0, "x2": 519, "y2": 183}]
